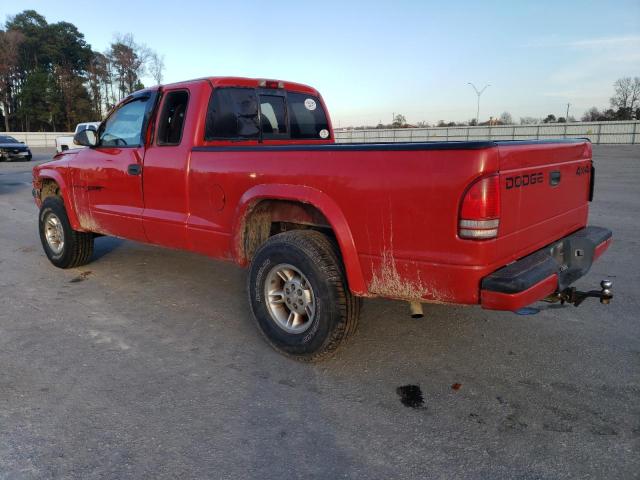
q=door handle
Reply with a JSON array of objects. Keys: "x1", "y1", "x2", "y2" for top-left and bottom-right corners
[
  {"x1": 128, "y1": 164, "x2": 142, "y2": 176},
  {"x1": 550, "y1": 170, "x2": 561, "y2": 186}
]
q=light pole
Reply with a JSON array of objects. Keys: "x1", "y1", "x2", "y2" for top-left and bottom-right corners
[{"x1": 468, "y1": 82, "x2": 490, "y2": 125}]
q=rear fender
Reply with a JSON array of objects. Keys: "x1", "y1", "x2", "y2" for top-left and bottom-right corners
[{"x1": 233, "y1": 184, "x2": 366, "y2": 295}]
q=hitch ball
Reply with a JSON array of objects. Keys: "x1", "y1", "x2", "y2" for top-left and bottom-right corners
[{"x1": 600, "y1": 280, "x2": 613, "y2": 304}]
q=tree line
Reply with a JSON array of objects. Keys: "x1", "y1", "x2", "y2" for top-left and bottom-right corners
[
  {"x1": 345, "y1": 76, "x2": 640, "y2": 130},
  {"x1": 0, "y1": 10, "x2": 164, "y2": 132}
]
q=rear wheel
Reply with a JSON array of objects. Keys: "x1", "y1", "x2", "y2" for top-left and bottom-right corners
[
  {"x1": 39, "y1": 196, "x2": 94, "y2": 268},
  {"x1": 247, "y1": 230, "x2": 360, "y2": 362}
]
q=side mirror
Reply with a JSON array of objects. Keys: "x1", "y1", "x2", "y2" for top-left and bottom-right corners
[{"x1": 73, "y1": 129, "x2": 97, "y2": 147}]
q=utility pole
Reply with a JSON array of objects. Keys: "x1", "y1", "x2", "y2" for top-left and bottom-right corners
[
  {"x1": 468, "y1": 82, "x2": 490, "y2": 124},
  {"x1": 566, "y1": 103, "x2": 571, "y2": 122}
]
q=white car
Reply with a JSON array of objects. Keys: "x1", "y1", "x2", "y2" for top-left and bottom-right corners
[{"x1": 55, "y1": 122, "x2": 101, "y2": 153}]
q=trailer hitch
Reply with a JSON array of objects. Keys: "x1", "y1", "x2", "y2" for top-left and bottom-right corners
[{"x1": 547, "y1": 280, "x2": 613, "y2": 307}]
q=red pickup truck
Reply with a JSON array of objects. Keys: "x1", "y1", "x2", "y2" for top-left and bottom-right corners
[{"x1": 33, "y1": 76, "x2": 613, "y2": 361}]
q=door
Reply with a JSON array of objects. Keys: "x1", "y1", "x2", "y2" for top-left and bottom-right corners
[
  {"x1": 186, "y1": 86, "x2": 260, "y2": 257},
  {"x1": 77, "y1": 92, "x2": 156, "y2": 241},
  {"x1": 142, "y1": 89, "x2": 191, "y2": 249}
]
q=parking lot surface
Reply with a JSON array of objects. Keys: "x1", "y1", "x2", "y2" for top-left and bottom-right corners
[{"x1": 1, "y1": 146, "x2": 639, "y2": 479}]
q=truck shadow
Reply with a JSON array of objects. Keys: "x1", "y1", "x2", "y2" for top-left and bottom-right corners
[
  {"x1": 73, "y1": 237, "x2": 638, "y2": 456},
  {"x1": 92, "y1": 236, "x2": 125, "y2": 261}
]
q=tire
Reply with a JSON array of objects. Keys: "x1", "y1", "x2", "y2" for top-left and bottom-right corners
[
  {"x1": 247, "y1": 230, "x2": 360, "y2": 362},
  {"x1": 39, "y1": 196, "x2": 94, "y2": 269}
]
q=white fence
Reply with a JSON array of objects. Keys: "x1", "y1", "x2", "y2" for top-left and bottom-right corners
[
  {"x1": 4, "y1": 120, "x2": 640, "y2": 146},
  {"x1": 2, "y1": 131, "x2": 72, "y2": 148},
  {"x1": 334, "y1": 121, "x2": 640, "y2": 145}
]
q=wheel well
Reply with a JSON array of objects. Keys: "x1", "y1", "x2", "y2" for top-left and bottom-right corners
[
  {"x1": 40, "y1": 179, "x2": 61, "y2": 200},
  {"x1": 241, "y1": 199, "x2": 334, "y2": 262}
]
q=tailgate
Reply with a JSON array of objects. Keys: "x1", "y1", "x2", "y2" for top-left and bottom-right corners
[{"x1": 496, "y1": 140, "x2": 593, "y2": 262}]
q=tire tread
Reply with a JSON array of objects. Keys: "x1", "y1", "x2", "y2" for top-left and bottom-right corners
[
  {"x1": 40, "y1": 196, "x2": 94, "y2": 269},
  {"x1": 249, "y1": 230, "x2": 359, "y2": 362}
]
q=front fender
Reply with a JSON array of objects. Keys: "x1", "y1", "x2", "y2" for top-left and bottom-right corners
[
  {"x1": 35, "y1": 168, "x2": 82, "y2": 231},
  {"x1": 232, "y1": 183, "x2": 366, "y2": 295}
]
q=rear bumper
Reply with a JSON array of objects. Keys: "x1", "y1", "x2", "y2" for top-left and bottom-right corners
[{"x1": 480, "y1": 226, "x2": 612, "y2": 311}]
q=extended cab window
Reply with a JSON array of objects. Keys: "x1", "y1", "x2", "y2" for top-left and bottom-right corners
[
  {"x1": 205, "y1": 88, "x2": 259, "y2": 140},
  {"x1": 288, "y1": 92, "x2": 330, "y2": 139},
  {"x1": 259, "y1": 95, "x2": 287, "y2": 137},
  {"x1": 157, "y1": 90, "x2": 189, "y2": 145},
  {"x1": 99, "y1": 97, "x2": 150, "y2": 147}
]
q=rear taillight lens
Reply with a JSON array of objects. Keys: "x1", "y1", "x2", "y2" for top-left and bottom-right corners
[{"x1": 459, "y1": 174, "x2": 500, "y2": 240}]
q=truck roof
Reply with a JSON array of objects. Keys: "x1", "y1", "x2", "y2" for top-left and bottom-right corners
[{"x1": 159, "y1": 76, "x2": 320, "y2": 96}]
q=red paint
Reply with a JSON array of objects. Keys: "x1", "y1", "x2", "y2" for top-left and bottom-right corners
[
  {"x1": 594, "y1": 237, "x2": 612, "y2": 261},
  {"x1": 32, "y1": 77, "x2": 611, "y2": 310},
  {"x1": 481, "y1": 274, "x2": 558, "y2": 311}
]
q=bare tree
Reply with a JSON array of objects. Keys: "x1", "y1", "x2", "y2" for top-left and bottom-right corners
[
  {"x1": 0, "y1": 29, "x2": 24, "y2": 131},
  {"x1": 148, "y1": 52, "x2": 165, "y2": 85},
  {"x1": 392, "y1": 114, "x2": 406, "y2": 128},
  {"x1": 499, "y1": 111, "x2": 513, "y2": 125},
  {"x1": 108, "y1": 33, "x2": 150, "y2": 99},
  {"x1": 519, "y1": 117, "x2": 539, "y2": 125},
  {"x1": 610, "y1": 77, "x2": 640, "y2": 120},
  {"x1": 86, "y1": 51, "x2": 109, "y2": 118},
  {"x1": 102, "y1": 53, "x2": 116, "y2": 109},
  {"x1": 582, "y1": 107, "x2": 601, "y2": 122}
]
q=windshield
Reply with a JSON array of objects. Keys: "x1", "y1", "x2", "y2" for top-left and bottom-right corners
[{"x1": 0, "y1": 136, "x2": 18, "y2": 143}]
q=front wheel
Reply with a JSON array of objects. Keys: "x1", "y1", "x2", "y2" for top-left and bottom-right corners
[
  {"x1": 247, "y1": 230, "x2": 360, "y2": 362},
  {"x1": 39, "y1": 196, "x2": 94, "y2": 268}
]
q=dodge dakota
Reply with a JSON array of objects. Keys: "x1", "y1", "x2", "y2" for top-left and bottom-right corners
[{"x1": 32, "y1": 76, "x2": 613, "y2": 361}]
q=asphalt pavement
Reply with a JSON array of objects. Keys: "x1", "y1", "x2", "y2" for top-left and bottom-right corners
[{"x1": 1, "y1": 145, "x2": 638, "y2": 479}]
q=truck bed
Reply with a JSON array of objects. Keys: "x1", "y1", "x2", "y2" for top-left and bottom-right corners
[{"x1": 189, "y1": 138, "x2": 593, "y2": 304}]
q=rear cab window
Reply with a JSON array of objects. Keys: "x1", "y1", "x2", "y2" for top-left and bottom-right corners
[
  {"x1": 204, "y1": 86, "x2": 330, "y2": 143},
  {"x1": 205, "y1": 88, "x2": 260, "y2": 140},
  {"x1": 287, "y1": 92, "x2": 330, "y2": 139},
  {"x1": 259, "y1": 95, "x2": 288, "y2": 138}
]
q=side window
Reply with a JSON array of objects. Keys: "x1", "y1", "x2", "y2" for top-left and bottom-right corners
[
  {"x1": 99, "y1": 98, "x2": 149, "y2": 147},
  {"x1": 288, "y1": 92, "x2": 330, "y2": 139},
  {"x1": 157, "y1": 90, "x2": 189, "y2": 145},
  {"x1": 259, "y1": 95, "x2": 287, "y2": 137},
  {"x1": 205, "y1": 88, "x2": 259, "y2": 140}
]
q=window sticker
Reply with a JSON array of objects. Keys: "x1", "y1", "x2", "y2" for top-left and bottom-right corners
[
  {"x1": 304, "y1": 98, "x2": 317, "y2": 111},
  {"x1": 319, "y1": 129, "x2": 329, "y2": 139}
]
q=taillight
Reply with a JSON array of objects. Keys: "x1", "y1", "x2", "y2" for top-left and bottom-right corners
[
  {"x1": 459, "y1": 174, "x2": 500, "y2": 240},
  {"x1": 588, "y1": 162, "x2": 595, "y2": 201}
]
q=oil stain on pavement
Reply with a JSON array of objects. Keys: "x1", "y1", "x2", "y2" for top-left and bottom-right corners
[{"x1": 396, "y1": 384, "x2": 426, "y2": 409}]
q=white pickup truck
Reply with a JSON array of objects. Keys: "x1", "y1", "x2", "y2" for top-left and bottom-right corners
[{"x1": 55, "y1": 122, "x2": 101, "y2": 153}]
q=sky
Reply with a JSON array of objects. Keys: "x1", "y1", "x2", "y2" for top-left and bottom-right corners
[{"x1": 2, "y1": 0, "x2": 639, "y2": 126}]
